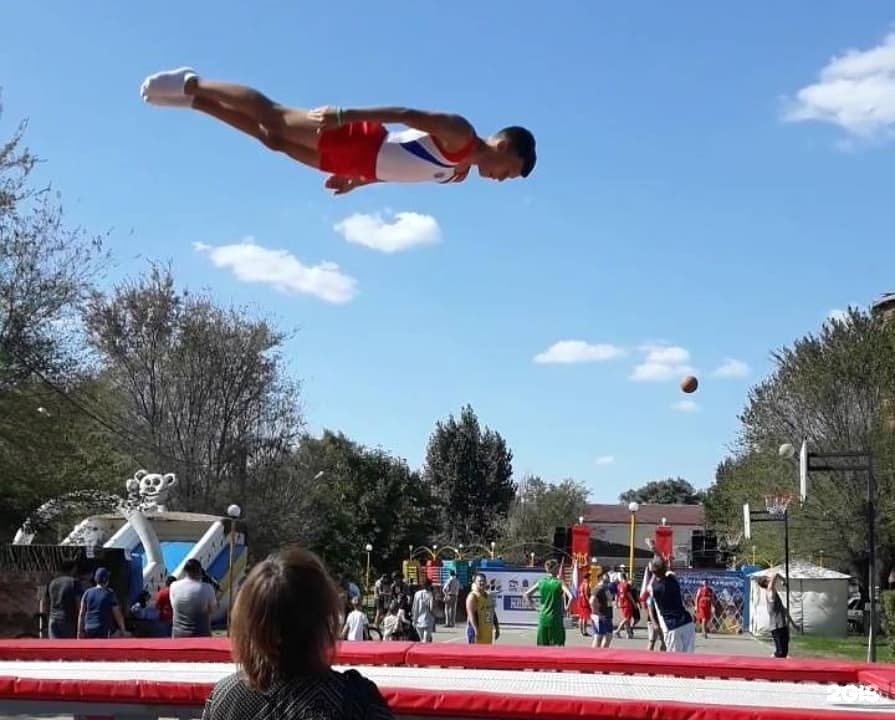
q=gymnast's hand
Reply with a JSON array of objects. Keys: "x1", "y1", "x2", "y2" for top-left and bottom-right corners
[
  {"x1": 307, "y1": 106, "x2": 343, "y2": 129},
  {"x1": 325, "y1": 175, "x2": 359, "y2": 195}
]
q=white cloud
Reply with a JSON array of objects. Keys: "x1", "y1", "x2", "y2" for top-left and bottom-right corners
[
  {"x1": 629, "y1": 344, "x2": 694, "y2": 382},
  {"x1": 712, "y1": 358, "x2": 750, "y2": 379},
  {"x1": 595, "y1": 455, "x2": 615, "y2": 466},
  {"x1": 783, "y1": 31, "x2": 895, "y2": 141},
  {"x1": 194, "y1": 239, "x2": 357, "y2": 305},
  {"x1": 672, "y1": 399, "x2": 699, "y2": 413},
  {"x1": 334, "y1": 211, "x2": 441, "y2": 253},
  {"x1": 533, "y1": 340, "x2": 625, "y2": 365}
]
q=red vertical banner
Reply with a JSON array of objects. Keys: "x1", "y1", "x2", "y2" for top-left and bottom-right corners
[
  {"x1": 654, "y1": 525, "x2": 673, "y2": 566},
  {"x1": 571, "y1": 524, "x2": 590, "y2": 565}
]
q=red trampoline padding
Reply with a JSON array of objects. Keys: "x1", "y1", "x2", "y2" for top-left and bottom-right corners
[
  {"x1": 2, "y1": 676, "x2": 893, "y2": 720},
  {"x1": 403, "y1": 644, "x2": 865, "y2": 685},
  {"x1": 0, "y1": 639, "x2": 410, "y2": 667},
  {"x1": 382, "y1": 688, "x2": 895, "y2": 720},
  {"x1": 858, "y1": 669, "x2": 895, "y2": 698},
  {"x1": 0, "y1": 638, "x2": 232, "y2": 664}
]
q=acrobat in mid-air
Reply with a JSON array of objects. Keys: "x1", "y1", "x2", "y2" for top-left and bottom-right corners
[{"x1": 140, "y1": 67, "x2": 536, "y2": 195}]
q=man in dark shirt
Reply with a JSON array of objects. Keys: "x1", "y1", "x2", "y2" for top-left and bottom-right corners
[
  {"x1": 47, "y1": 560, "x2": 81, "y2": 639},
  {"x1": 646, "y1": 555, "x2": 695, "y2": 653},
  {"x1": 589, "y1": 574, "x2": 614, "y2": 648},
  {"x1": 78, "y1": 567, "x2": 128, "y2": 639}
]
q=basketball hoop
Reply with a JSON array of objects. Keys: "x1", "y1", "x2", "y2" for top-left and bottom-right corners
[
  {"x1": 723, "y1": 530, "x2": 743, "y2": 549},
  {"x1": 764, "y1": 493, "x2": 793, "y2": 519}
]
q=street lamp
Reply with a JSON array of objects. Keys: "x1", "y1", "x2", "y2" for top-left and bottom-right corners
[
  {"x1": 490, "y1": 541, "x2": 495, "y2": 559},
  {"x1": 627, "y1": 502, "x2": 639, "y2": 575},
  {"x1": 225, "y1": 503, "x2": 241, "y2": 635},
  {"x1": 458, "y1": 543, "x2": 464, "y2": 559},
  {"x1": 364, "y1": 543, "x2": 373, "y2": 590}
]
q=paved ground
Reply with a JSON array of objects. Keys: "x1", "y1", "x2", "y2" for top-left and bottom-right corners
[{"x1": 432, "y1": 622, "x2": 773, "y2": 656}]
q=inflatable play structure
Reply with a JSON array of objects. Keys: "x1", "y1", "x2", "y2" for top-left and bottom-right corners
[
  {"x1": 1, "y1": 639, "x2": 894, "y2": 719},
  {"x1": 3, "y1": 470, "x2": 247, "y2": 634}
]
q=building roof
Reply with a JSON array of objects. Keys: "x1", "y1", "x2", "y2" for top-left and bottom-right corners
[{"x1": 584, "y1": 503, "x2": 704, "y2": 526}]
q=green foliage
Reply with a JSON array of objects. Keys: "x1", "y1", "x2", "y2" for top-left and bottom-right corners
[
  {"x1": 882, "y1": 591, "x2": 895, "y2": 655},
  {"x1": 705, "y1": 308, "x2": 895, "y2": 582},
  {"x1": 620, "y1": 477, "x2": 704, "y2": 505},
  {"x1": 281, "y1": 430, "x2": 437, "y2": 580},
  {"x1": 0, "y1": 111, "x2": 119, "y2": 540},
  {"x1": 499, "y1": 475, "x2": 589, "y2": 562},
  {"x1": 423, "y1": 405, "x2": 515, "y2": 545},
  {"x1": 0, "y1": 378, "x2": 134, "y2": 540}
]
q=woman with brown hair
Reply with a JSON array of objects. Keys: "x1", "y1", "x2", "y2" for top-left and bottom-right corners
[{"x1": 201, "y1": 547, "x2": 394, "y2": 719}]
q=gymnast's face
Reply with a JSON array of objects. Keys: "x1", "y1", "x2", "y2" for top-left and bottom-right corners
[{"x1": 477, "y1": 139, "x2": 525, "y2": 182}]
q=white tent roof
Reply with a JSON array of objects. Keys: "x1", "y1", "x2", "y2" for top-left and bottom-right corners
[{"x1": 748, "y1": 561, "x2": 850, "y2": 581}]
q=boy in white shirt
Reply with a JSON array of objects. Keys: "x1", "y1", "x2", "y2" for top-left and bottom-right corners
[{"x1": 341, "y1": 596, "x2": 369, "y2": 642}]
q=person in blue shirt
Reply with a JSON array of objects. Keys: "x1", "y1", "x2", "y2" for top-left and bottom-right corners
[
  {"x1": 645, "y1": 555, "x2": 695, "y2": 653},
  {"x1": 77, "y1": 567, "x2": 128, "y2": 639}
]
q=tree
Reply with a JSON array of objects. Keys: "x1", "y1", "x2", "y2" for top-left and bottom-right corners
[
  {"x1": 0, "y1": 110, "x2": 107, "y2": 387},
  {"x1": 0, "y1": 109, "x2": 117, "y2": 539},
  {"x1": 0, "y1": 377, "x2": 134, "y2": 541},
  {"x1": 84, "y1": 264, "x2": 304, "y2": 518},
  {"x1": 620, "y1": 477, "x2": 704, "y2": 505},
  {"x1": 286, "y1": 430, "x2": 437, "y2": 579},
  {"x1": 705, "y1": 308, "x2": 895, "y2": 586},
  {"x1": 702, "y1": 453, "x2": 792, "y2": 567},
  {"x1": 499, "y1": 475, "x2": 589, "y2": 563},
  {"x1": 423, "y1": 405, "x2": 515, "y2": 545}
]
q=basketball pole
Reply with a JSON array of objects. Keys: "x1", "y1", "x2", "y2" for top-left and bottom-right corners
[
  {"x1": 867, "y1": 464, "x2": 877, "y2": 663},
  {"x1": 800, "y1": 448, "x2": 877, "y2": 663}
]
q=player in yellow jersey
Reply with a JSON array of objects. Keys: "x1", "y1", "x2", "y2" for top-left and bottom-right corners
[{"x1": 466, "y1": 572, "x2": 500, "y2": 644}]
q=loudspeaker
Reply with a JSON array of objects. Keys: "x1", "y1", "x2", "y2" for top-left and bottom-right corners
[{"x1": 552, "y1": 526, "x2": 571, "y2": 558}]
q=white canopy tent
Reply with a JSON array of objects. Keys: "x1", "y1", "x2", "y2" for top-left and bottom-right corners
[{"x1": 749, "y1": 561, "x2": 850, "y2": 638}]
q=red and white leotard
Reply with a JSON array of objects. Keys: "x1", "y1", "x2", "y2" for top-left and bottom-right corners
[
  {"x1": 376, "y1": 128, "x2": 473, "y2": 183},
  {"x1": 318, "y1": 121, "x2": 474, "y2": 183}
]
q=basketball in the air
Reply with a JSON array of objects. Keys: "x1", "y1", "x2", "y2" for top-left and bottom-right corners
[{"x1": 680, "y1": 375, "x2": 698, "y2": 393}]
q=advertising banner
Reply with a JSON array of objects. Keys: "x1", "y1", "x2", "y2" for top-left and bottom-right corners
[{"x1": 478, "y1": 566, "x2": 552, "y2": 626}]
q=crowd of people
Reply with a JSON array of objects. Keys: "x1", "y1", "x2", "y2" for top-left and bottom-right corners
[
  {"x1": 45, "y1": 551, "x2": 773, "y2": 658},
  {"x1": 336, "y1": 556, "x2": 737, "y2": 656},
  {"x1": 45, "y1": 557, "x2": 222, "y2": 640},
  {"x1": 40, "y1": 546, "x2": 791, "y2": 719}
]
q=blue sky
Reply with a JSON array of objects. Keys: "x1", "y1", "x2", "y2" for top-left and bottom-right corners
[{"x1": 3, "y1": 3, "x2": 894, "y2": 502}]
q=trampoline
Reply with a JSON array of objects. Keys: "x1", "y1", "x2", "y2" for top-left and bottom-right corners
[{"x1": 2, "y1": 640, "x2": 895, "y2": 719}]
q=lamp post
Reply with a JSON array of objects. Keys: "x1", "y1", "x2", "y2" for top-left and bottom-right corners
[
  {"x1": 627, "y1": 502, "x2": 639, "y2": 574},
  {"x1": 458, "y1": 543, "x2": 464, "y2": 559},
  {"x1": 364, "y1": 543, "x2": 373, "y2": 589},
  {"x1": 490, "y1": 541, "x2": 496, "y2": 559},
  {"x1": 225, "y1": 504, "x2": 241, "y2": 636}
]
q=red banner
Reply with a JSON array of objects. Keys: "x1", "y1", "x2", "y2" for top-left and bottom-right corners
[
  {"x1": 571, "y1": 524, "x2": 590, "y2": 563},
  {"x1": 654, "y1": 525, "x2": 673, "y2": 564}
]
